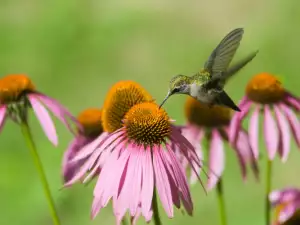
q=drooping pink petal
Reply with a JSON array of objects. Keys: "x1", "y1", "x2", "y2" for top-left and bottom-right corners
[
  {"x1": 72, "y1": 130, "x2": 121, "y2": 162},
  {"x1": 263, "y1": 105, "x2": 279, "y2": 159},
  {"x1": 35, "y1": 93, "x2": 79, "y2": 134},
  {"x1": 28, "y1": 94, "x2": 58, "y2": 146},
  {"x1": 229, "y1": 98, "x2": 252, "y2": 144},
  {"x1": 91, "y1": 145, "x2": 129, "y2": 219},
  {"x1": 98, "y1": 144, "x2": 130, "y2": 208},
  {"x1": 274, "y1": 105, "x2": 291, "y2": 162},
  {"x1": 279, "y1": 200, "x2": 300, "y2": 223},
  {"x1": 141, "y1": 147, "x2": 154, "y2": 218},
  {"x1": 0, "y1": 105, "x2": 7, "y2": 133},
  {"x1": 170, "y1": 126, "x2": 199, "y2": 159},
  {"x1": 165, "y1": 146, "x2": 193, "y2": 214},
  {"x1": 62, "y1": 137, "x2": 86, "y2": 183},
  {"x1": 180, "y1": 125, "x2": 204, "y2": 185},
  {"x1": 269, "y1": 188, "x2": 300, "y2": 206},
  {"x1": 207, "y1": 130, "x2": 224, "y2": 190},
  {"x1": 248, "y1": 105, "x2": 260, "y2": 159},
  {"x1": 114, "y1": 149, "x2": 139, "y2": 222},
  {"x1": 170, "y1": 133, "x2": 201, "y2": 169},
  {"x1": 159, "y1": 147, "x2": 181, "y2": 209},
  {"x1": 170, "y1": 137, "x2": 205, "y2": 192},
  {"x1": 234, "y1": 129, "x2": 259, "y2": 180},
  {"x1": 285, "y1": 92, "x2": 300, "y2": 111},
  {"x1": 280, "y1": 103, "x2": 300, "y2": 148},
  {"x1": 153, "y1": 146, "x2": 173, "y2": 218}
]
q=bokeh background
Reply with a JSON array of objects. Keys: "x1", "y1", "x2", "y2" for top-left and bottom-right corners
[{"x1": 0, "y1": 0, "x2": 300, "y2": 224}]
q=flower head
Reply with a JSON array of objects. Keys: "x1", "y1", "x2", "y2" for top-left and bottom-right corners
[
  {"x1": 0, "y1": 74, "x2": 77, "y2": 146},
  {"x1": 181, "y1": 96, "x2": 257, "y2": 190},
  {"x1": 64, "y1": 81, "x2": 154, "y2": 186},
  {"x1": 62, "y1": 108, "x2": 106, "y2": 183},
  {"x1": 70, "y1": 81, "x2": 202, "y2": 224},
  {"x1": 270, "y1": 188, "x2": 300, "y2": 225},
  {"x1": 102, "y1": 80, "x2": 153, "y2": 133},
  {"x1": 229, "y1": 73, "x2": 300, "y2": 162}
]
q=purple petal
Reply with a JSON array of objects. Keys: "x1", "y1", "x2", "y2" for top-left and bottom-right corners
[
  {"x1": 285, "y1": 92, "x2": 300, "y2": 111},
  {"x1": 62, "y1": 137, "x2": 85, "y2": 183},
  {"x1": 234, "y1": 129, "x2": 259, "y2": 180},
  {"x1": 28, "y1": 94, "x2": 58, "y2": 146},
  {"x1": 0, "y1": 106, "x2": 7, "y2": 132},
  {"x1": 114, "y1": 147, "x2": 140, "y2": 221},
  {"x1": 269, "y1": 188, "x2": 300, "y2": 206},
  {"x1": 35, "y1": 93, "x2": 79, "y2": 134},
  {"x1": 207, "y1": 130, "x2": 224, "y2": 190},
  {"x1": 274, "y1": 105, "x2": 291, "y2": 162},
  {"x1": 141, "y1": 147, "x2": 154, "y2": 218},
  {"x1": 279, "y1": 200, "x2": 300, "y2": 223},
  {"x1": 263, "y1": 105, "x2": 279, "y2": 160},
  {"x1": 280, "y1": 104, "x2": 300, "y2": 148},
  {"x1": 153, "y1": 146, "x2": 173, "y2": 218},
  {"x1": 248, "y1": 105, "x2": 260, "y2": 159},
  {"x1": 229, "y1": 99, "x2": 252, "y2": 144},
  {"x1": 166, "y1": 147, "x2": 193, "y2": 215}
]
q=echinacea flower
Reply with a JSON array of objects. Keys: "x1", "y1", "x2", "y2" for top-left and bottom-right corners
[
  {"x1": 181, "y1": 96, "x2": 257, "y2": 190},
  {"x1": 64, "y1": 80, "x2": 154, "y2": 187},
  {"x1": 71, "y1": 81, "x2": 203, "y2": 224},
  {"x1": 0, "y1": 74, "x2": 77, "y2": 145},
  {"x1": 229, "y1": 72, "x2": 300, "y2": 162},
  {"x1": 270, "y1": 187, "x2": 300, "y2": 225},
  {"x1": 62, "y1": 108, "x2": 107, "y2": 183}
]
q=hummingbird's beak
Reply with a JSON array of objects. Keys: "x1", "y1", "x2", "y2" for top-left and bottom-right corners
[{"x1": 159, "y1": 91, "x2": 171, "y2": 109}]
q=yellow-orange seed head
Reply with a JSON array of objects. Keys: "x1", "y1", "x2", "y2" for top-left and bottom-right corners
[
  {"x1": 0, "y1": 74, "x2": 35, "y2": 104},
  {"x1": 246, "y1": 73, "x2": 285, "y2": 104},
  {"x1": 77, "y1": 108, "x2": 103, "y2": 137},
  {"x1": 185, "y1": 96, "x2": 232, "y2": 127},
  {"x1": 102, "y1": 81, "x2": 153, "y2": 133},
  {"x1": 124, "y1": 102, "x2": 171, "y2": 146}
]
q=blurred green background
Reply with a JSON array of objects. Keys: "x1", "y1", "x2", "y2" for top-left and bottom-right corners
[{"x1": 0, "y1": 0, "x2": 300, "y2": 224}]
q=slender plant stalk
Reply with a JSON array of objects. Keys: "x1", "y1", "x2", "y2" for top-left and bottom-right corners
[
  {"x1": 265, "y1": 160, "x2": 272, "y2": 225},
  {"x1": 152, "y1": 190, "x2": 162, "y2": 225},
  {"x1": 121, "y1": 218, "x2": 128, "y2": 225},
  {"x1": 20, "y1": 122, "x2": 61, "y2": 225},
  {"x1": 216, "y1": 179, "x2": 227, "y2": 225}
]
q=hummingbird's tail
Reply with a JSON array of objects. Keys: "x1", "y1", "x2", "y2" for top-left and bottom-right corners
[
  {"x1": 225, "y1": 50, "x2": 259, "y2": 79},
  {"x1": 216, "y1": 91, "x2": 241, "y2": 112}
]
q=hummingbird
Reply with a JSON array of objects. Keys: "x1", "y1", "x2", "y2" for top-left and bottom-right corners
[{"x1": 159, "y1": 28, "x2": 258, "y2": 111}]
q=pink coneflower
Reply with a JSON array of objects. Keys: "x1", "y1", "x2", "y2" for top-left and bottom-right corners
[
  {"x1": 181, "y1": 96, "x2": 257, "y2": 190},
  {"x1": 229, "y1": 72, "x2": 300, "y2": 161},
  {"x1": 64, "y1": 80, "x2": 154, "y2": 187},
  {"x1": 71, "y1": 81, "x2": 203, "y2": 225},
  {"x1": 269, "y1": 187, "x2": 300, "y2": 225},
  {"x1": 62, "y1": 108, "x2": 108, "y2": 184},
  {"x1": 229, "y1": 72, "x2": 300, "y2": 225},
  {"x1": 0, "y1": 74, "x2": 77, "y2": 145}
]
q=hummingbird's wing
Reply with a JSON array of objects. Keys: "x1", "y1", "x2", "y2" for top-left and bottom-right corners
[{"x1": 203, "y1": 28, "x2": 244, "y2": 75}]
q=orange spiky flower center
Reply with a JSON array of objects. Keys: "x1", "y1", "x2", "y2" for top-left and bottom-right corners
[
  {"x1": 102, "y1": 81, "x2": 153, "y2": 133},
  {"x1": 246, "y1": 73, "x2": 285, "y2": 104},
  {"x1": 124, "y1": 102, "x2": 171, "y2": 146},
  {"x1": 77, "y1": 108, "x2": 103, "y2": 137},
  {"x1": 185, "y1": 96, "x2": 232, "y2": 127},
  {"x1": 0, "y1": 74, "x2": 35, "y2": 104}
]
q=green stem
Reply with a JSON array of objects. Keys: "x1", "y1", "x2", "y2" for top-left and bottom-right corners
[
  {"x1": 265, "y1": 160, "x2": 272, "y2": 225},
  {"x1": 20, "y1": 122, "x2": 61, "y2": 225},
  {"x1": 121, "y1": 217, "x2": 128, "y2": 225},
  {"x1": 152, "y1": 190, "x2": 162, "y2": 225},
  {"x1": 216, "y1": 179, "x2": 227, "y2": 225}
]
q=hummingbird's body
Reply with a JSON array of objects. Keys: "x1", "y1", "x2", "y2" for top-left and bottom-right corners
[{"x1": 159, "y1": 28, "x2": 258, "y2": 111}]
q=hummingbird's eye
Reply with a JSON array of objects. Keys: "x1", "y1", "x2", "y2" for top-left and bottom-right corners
[{"x1": 172, "y1": 87, "x2": 180, "y2": 93}]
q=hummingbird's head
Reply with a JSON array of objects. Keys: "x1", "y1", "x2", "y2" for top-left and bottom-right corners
[{"x1": 159, "y1": 74, "x2": 191, "y2": 108}]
